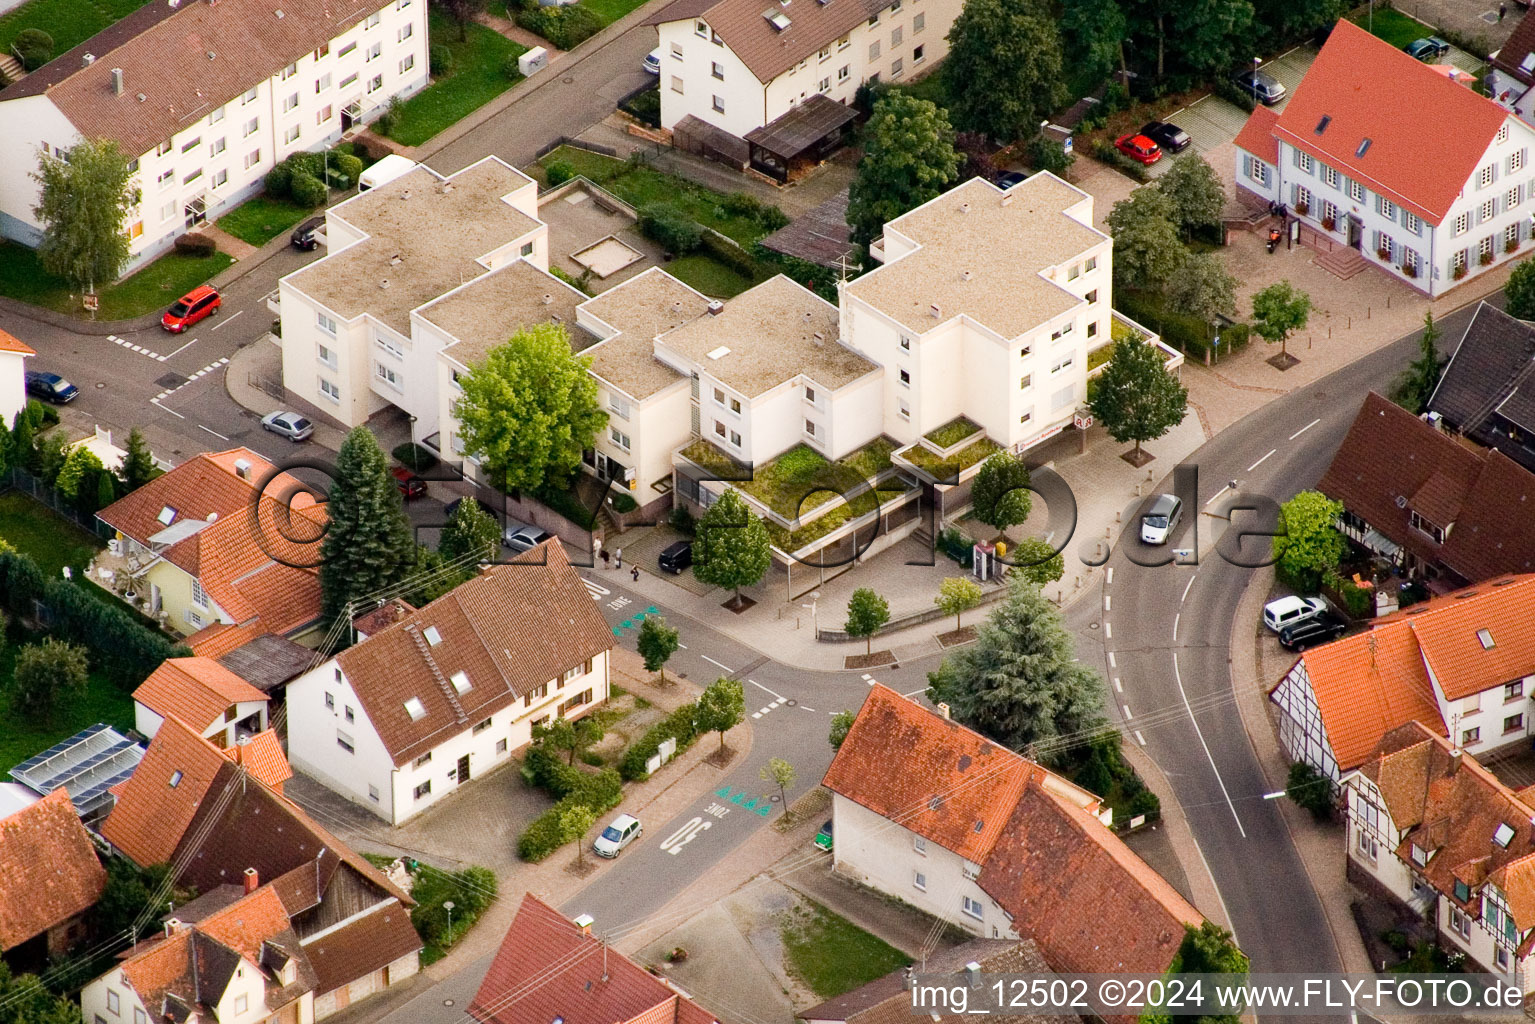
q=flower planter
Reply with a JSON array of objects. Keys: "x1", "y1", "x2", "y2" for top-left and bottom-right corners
[
  {"x1": 1454, "y1": 265, "x2": 1469, "y2": 280},
  {"x1": 1403, "y1": 263, "x2": 1418, "y2": 279},
  {"x1": 1480, "y1": 252, "x2": 1495, "y2": 266},
  {"x1": 1321, "y1": 217, "x2": 1336, "y2": 232},
  {"x1": 1377, "y1": 249, "x2": 1391, "y2": 261},
  {"x1": 1294, "y1": 202, "x2": 1309, "y2": 216},
  {"x1": 1508, "y1": 239, "x2": 1521, "y2": 254}
]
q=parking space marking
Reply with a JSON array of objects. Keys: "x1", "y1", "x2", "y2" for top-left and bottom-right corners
[
  {"x1": 198, "y1": 425, "x2": 231, "y2": 441},
  {"x1": 702, "y1": 655, "x2": 734, "y2": 673}
]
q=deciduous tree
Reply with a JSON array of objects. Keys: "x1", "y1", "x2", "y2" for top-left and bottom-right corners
[
  {"x1": 438, "y1": 497, "x2": 500, "y2": 566},
  {"x1": 561, "y1": 803, "x2": 597, "y2": 866},
  {"x1": 1089, "y1": 333, "x2": 1189, "y2": 461},
  {"x1": 692, "y1": 489, "x2": 772, "y2": 603},
  {"x1": 1157, "y1": 153, "x2": 1226, "y2": 238},
  {"x1": 1272, "y1": 490, "x2": 1345, "y2": 591},
  {"x1": 455, "y1": 323, "x2": 606, "y2": 494},
  {"x1": 844, "y1": 587, "x2": 891, "y2": 654},
  {"x1": 1061, "y1": 0, "x2": 1127, "y2": 86},
  {"x1": 935, "y1": 576, "x2": 984, "y2": 630},
  {"x1": 1166, "y1": 252, "x2": 1238, "y2": 326},
  {"x1": 829, "y1": 709, "x2": 855, "y2": 750},
  {"x1": 1507, "y1": 257, "x2": 1535, "y2": 319},
  {"x1": 760, "y1": 757, "x2": 796, "y2": 814},
  {"x1": 431, "y1": 0, "x2": 486, "y2": 40},
  {"x1": 943, "y1": 0, "x2": 1066, "y2": 142},
  {"x1": 53, "y1": 446, "x2": 102, "y2": 499},
  {"x1": 31, "y1": 138, "x2": 138, "y2": 295},
  {"x1": 847, "y1": 93, "x2": 962, "y2": 247},
  {"x1": 1007, "y1": 537, "x2": 1065, "y2": 589},
  {"x1": 320, "y1": 427, "x2": 415, "y2": 624},
  {"x1": 1251, "y1": 280, "x2": 1313, "y2": 359},
  {"x1": 1106, "y1": 187, "x2": 1188, "y2": 291},
  {"x1": 697, "y1": 677, "x2": 745, "y2": 752},
  {"x1": 636, "y1": 615, "x2": 680, "y2": 682},
  {"x1": 970, "y1": 451, "x2": 1033, "y2": 536},
  {"x1": 12, "y1": 638, "x2": 89, "y2": 721}
]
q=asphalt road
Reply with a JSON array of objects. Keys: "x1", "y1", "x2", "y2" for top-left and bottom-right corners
[{"x1": 1094, "y1": 300, "x2": 1487, "y2": 987}]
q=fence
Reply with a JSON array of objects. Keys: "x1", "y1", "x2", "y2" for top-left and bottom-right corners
[
  {"x1": 533, "y1": 136, "x2": 620, "y2": 161},
  {"x1": 3, "y1": 467, "x2": 115, "y2": 541}
]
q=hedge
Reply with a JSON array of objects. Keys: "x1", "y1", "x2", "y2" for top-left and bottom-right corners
[
  {"x1": 639, "y1": 205, "x2": 703, "y2": 254},
  {"x1": 1213, "y1": 76, "x2": 1258, "y2": 113},
  {"x1": 619, "y1": 701, "x2": 700, "y2": 781},
  {"x1": 0, "y1": 548, "x2": 189, "y2": 688},
  {"x1": 1115, "y1": 289, "x2": 1252, "y2": 359},
  {"x1": 173, "y1": 233, "x2": 217, "y2": 257},
  {"x1": 1090, "y1": 139, "x2": 1148, "y2": 182},
  {"x1": 517, "y1": 744, "x2": 624, "y2": 861},
  {"x1": 515, "y1": 4, "x2": 602, "y2": 49},
  {"x1": 14, "y1": 28, "x2": 52, "y2": 72},
  {"x1": 290, "y1": 172, "x2": 328, "y2": 208},
  {"x1": 700, "y1": 231, "x2": 757, "y2": 278}
]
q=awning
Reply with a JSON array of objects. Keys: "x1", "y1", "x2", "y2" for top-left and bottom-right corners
[
  {"x1": 744, "y1": 94, "x2": 857, "y2": 158},
  {"x1": 1362, "y1": 528, "x2": 1403, "y2": 560}
]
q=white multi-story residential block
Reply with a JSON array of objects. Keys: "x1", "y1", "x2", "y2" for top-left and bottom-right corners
[
  {"x1": 1235, "y1": 20, "x2": 1535, "y2": 296},
  {"x1": 647, "y1": 0, "x2": 961, "y2": 163},
  {"x1": 0, "y1": 0, "x2": 429, "y2": 272},
  {"x1": 285, "y1": 548, "x2": 613, "y2": 825}
]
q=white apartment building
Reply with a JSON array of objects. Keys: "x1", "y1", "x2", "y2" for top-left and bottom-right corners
[
  {"x1": 1235, "y1": 20, "x2": 1535, "y2": 296},
  {"x1": 285, "y1": 550, "x2": 613, "y2": 825},
  {"x1": 1344, "y1": 721, "x2": 1535, "y2": 989},
  {"x1": 0, "y1": 0, "x2": 428, "y2": 271},
  {"x1": 648, "y1": 0, "x2": 961, "y2": 140},
  {"x1": 841, "y1": 173, "x2": 1117, "y2": 455},
  {"x1": 278, "y1": 157, "x2": 547, "y2": 433}
]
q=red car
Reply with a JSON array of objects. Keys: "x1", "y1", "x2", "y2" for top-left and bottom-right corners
[
  {"x1": 1114, "y1": 133, "x2": 1163, "y2": 165},
  {"x1": 391, "y1": 466, "x2": 427, "y2": 499},
  {"x1": 161, "y1": 285, "x2": 221, "y2": 332}
]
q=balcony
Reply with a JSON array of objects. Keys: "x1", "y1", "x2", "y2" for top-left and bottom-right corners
[{"x1": 1088, "y1": 311, "x2": 1183, "y2": 379}]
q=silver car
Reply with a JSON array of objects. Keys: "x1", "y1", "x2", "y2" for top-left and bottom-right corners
[
  {"x1": 1234, "y1": 69, "x2": 1286, "y2": 106},
  {"x1": 503, "y1": 521, "x2": 554, "y2": 553},
  {"x1": 1139, "y1": 493, "x2": 1182, "y2": 545},
  {"x1": 261, "y1": 410, "x2": 314, "y2": 442}
]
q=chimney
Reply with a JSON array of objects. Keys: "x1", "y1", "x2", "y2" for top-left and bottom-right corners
[
  {"x1": 1000, "y1": 193, "x2": 1013, "y2": 207},
  {"x1": 929, "y1": 303, "x2": 941, "y2": 319},
  {"x1": 380, "y1": 279, "x2": 390, "y2": 290},
  {"x1": 164, "y1": 918, "x2": 184, "y2": 938},
  {"x1": 937, "y1": 702, "x2": 950, "y2": 720},
  {"x1": 1450, "y1": 749, "x2": 1463, "y2": 774},
  {"x1": 903, "y1": 967, "x2": 914, "y2": 991},
  {"x1": 672, "y1": 301, "x2": 683, "y2": 313},
  {"x1": 542, "y1": 293, "x2": 553, "y2": 305},
  {"x1": 803, "y1": 311, "x2": 813, "y2": 322},
  {"x1": 243, "y1": 867, "x2": 259, "y2": 894},
  {"x1": 234, "y1": 457, "x2": 252, "y2": 480},
  {"x1": 401, "y1": 190, "x2": 411, "y2": 201},
  {"x1": 707, "y1": 300, "x2": 725, "y2": 316},
  {"x1": 82, "y1": 53, "x2": 96, "y2": 66},
  {"x1": 573, "y1": 913, "x2": 595, "y2": 936},
  {"x1": 111, "y1": 68, "x2": 124, "y2": 95},
  {"x1": 964, "y1": 962, "x2": 982, "y2": 988},
  {"x1": 960, "y1": 270, "x2": 972, "y2": 281},
  {"x1": 960, "y1": 202, "x2": 971, "y2": 214}
]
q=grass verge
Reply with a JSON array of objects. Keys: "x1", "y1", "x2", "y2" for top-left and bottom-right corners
[
  {"x1": 663, "y1": 253, "x2": 766, "y2": 298},
  {"x1": 581, "y1": 0, "x2": 651, "y2": 25},
  {"x1": 780, "y1": 897, "x2": 911, "y2": 999},
  {"x1": 0, "y1": 242, "x2": 233, "y2": 319},
  {"x1": 384, "y1": 11, "x2": 526, "y2": 146},
  {"x1": 216, "y1": 195, "x2": 315, "y2": 246},
  {"x1": 1352, "y1": 6, "x2": 1434, "y2": 50},
  {"x1": 0, "y1": 491, "x2": 103, "y2": 577}
]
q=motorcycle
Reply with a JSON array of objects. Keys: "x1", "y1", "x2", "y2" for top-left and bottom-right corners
[{"x1": 1266, "y1": 228, "x2": 1282, "y2": 254}]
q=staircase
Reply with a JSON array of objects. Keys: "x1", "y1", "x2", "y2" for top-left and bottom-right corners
[
  {"x1": 0, "y1": 54, "x2": 24, "y2": 86},
  {"x1": 1314, "y1": 245, "x2": 1370, "y2": 281}
]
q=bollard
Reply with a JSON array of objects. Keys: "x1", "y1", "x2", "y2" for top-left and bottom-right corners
[
  {"x1": 1329, "y1": 325, "x2": 1332, "y2": 339},
  {"x1": 1367, "y1": 306, "x2": 1371, "y2": 320},
  {"x1": 1348, "y1": 315, "x2": 1352, "y2": 330}
]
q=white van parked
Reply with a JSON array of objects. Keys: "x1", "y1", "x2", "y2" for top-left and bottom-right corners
[
  {"x1": 1263, "y1": 596, "x2": 1327, "y2": 633},
  {"x1": 358, "y1": 154, "x2": 420, "y2": 191}
]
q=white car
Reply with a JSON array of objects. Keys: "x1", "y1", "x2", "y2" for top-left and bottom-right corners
[
  {"x1": 261, "y1": 410, "x2": 314, "y2": 442},
  {"x1": 643, "y1": 49, "x2": 661, "y2": 74},
  {"x1": 1139, "y1": 493, "x2": 1182, "y2": 545},
  {"x1": 1263, "y1": 596, "x2": 1327, "y2": 633},
  {"x1": 593, "y1": 813, "x2": 642, "y2": 858}
]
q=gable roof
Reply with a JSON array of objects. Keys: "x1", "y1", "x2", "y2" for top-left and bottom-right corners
[
  {"x1": 217, "y1": 633, "x2": 317, "y2": 692},
  {"x1": 1426, "y1": 302, "x2": 1535, "y2": 474},
  {"x1": 1268, "y1": 20, "x2": 1509, "y2": 224},
  {"x1": 302, "y1": 899, "x2": 422, "y2": 995},
  {"x1": 1233, "y1": 105, "x2": 1280, "y2": 166},
  {"x1": 646, "y1": 0, "x2": 883, "y2": 85},
  {"x1": 0, "y1": 789, "x2": 107, "y2": 951},
  {"x1": 334, "y1": 546, "x2": 613, "y2": 765},
  {"x1": 0, "y1": 328, "x2": 36, "y2": 356},
  {"x1": 471, "y1": 893, "x2": 719, "y2": 1024},
  {"x1": 1397, "y1": 575, "x2": 1535, "y2": 699},
  {"x1": 1317, "y1": 392, "x2": 1535, "y2": 582},
  {"x1": 134, "y1": 657, "x2": 269, "y2": 734},
  {"x1": 1492, "y1": 12, "x2": 1535, "y2": 88},
  {"x1": 98, "y1": 448, "x2": 277, "y2": 547},
  {"x1": 980, "y1": 783, "x2": 1202, "y2": 981},
  {"x1": 220, "y1": 731, "x2": 294, "y2": 791},
  {"x1": 0, "y1": 0, "x2": 390, "y2": 160},
  {"x1": 103, "y1": 714, "x2": 234, "y2": 867}
]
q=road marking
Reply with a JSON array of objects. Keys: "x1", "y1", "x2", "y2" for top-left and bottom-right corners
[
  {"x1": 164, "y1": 336, "x2": 200, "y2": 360},
  {"x1": 800, "y1": 705, "x2": 816, "y2": 712},
  {"x1": 1104, "y1": 621, "x2": 1111, "y2": 639},
  {"x1": 150, "y1": 398, "x2": 185, "y2": 419},
  {"x1": 198, "y1": 424, "x2": 230, "y2": 441},
  {"x1": 1204, "y1": 484, "x2": 1231, "y2": 507},
  {"x1": 1247, "y1": 449, "x2": 1276, "y2": 472},
  {"x1": 1106, "y1": 567, "x2": 1114, "y2": 585},
  {"x1": 1104, "y1": 595, "x2": 1111, "y2": 612},
  {"x1": 581, "y1": 578, "x2": 609, "y2": 601},
  {"x1": 1173, "y1": 613, "x2": 1179, "y2": 642},
  {"x1": 1135, "y1": 730, "x2": 1146, "y2": 745},
  {"x1": 701, "y1": 655, "x2": 735, "y2": 673},
  {"x1": 1289, "y1": 418, "x2": 1320, "y2": 440},
  {"x1": 1181, "y1": 577, "x2": 1195, "y2": 603},
  {"x1": 153, "y1": 356, "x2": 231, "y2": 402},
  {"x1": 678, "y1": 644, "x2": 687, "y2": 650},
  {"x1": 749, "y1": 679, "x2": 784, "y2": 701},
  {"x1": 211, "y1": 309, "x2": 243, "y2": 331},
  {"x1": 1123, "y1": 704, "x2": 1132, "y2": 718},
  {"x1": 1114, "y1": 677, "x2": 1122, "y2": 693},
  {"x1": 861, "y1": 673, "x2": 872, "y2": 680},
  {"x1": 1173, "y1": 651, "x2": 1246, "y2": 837},
  {"x1": 110, "y1": 335, "x2": 168, "y2": 361},
  {"x1": 660, "y1": 816, "x2": 713, "y2": 854},
  {"x1": 1108, "y1": 652, "x2": 1116, "y2": 668}
]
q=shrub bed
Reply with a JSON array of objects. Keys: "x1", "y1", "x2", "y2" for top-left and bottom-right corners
[
  {"x1": 517, "y1": 744, "x2": 624, "y2": 861},
  {"x1": 392, "y1": 442, "x2": 439, "y2": 471},
  {"x1": 173, "y1": 233, "x2": 216, "y2": 257},
  {"x1": 619, "y1": 701, "x2": 700, "y2": 781},
  {"x1": 639, "y1": 204, "x2": 703, "y2": 254},
  {"x1": 515, "y1": 3, "x2": 601, "y2": 49},
  {"x1": 620, "y1": 86, "x2": 661, "y2": 128},
  {"x1": 1090, "y1": 139, "x2": 1148, "y2": 182}
]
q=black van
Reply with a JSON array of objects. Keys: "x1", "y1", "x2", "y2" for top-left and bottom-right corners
[
  {"x1": 658, "y1": 540, "x2": 693, "y2": 574},
  {"x1": 291, "y1": 216, "x2": 326, "y2": 250}
]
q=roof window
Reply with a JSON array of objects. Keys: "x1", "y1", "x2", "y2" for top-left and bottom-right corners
[
  {"x1": 763, "y1": 9, "x2": 791, "y2": 29},
  {"x1": 157, "y1": 506, "x2": 177, "y2": 526},
  {"x1": 451, "y1": 671, "x2": 472, "y2": 694},
  {"x1": 1315, "y1": 115, "x2": 1331, "y2": 135},
  {"x1": 1495, "y1": 823, "x2": 1516, "y2": 848},
  {"x1": 1356, "y1": 138, "x2": 1372, "y2": 158},
  {"x1": 1522, "y1": 52, "x2": 1535, "y2": 73},
  {"x1": 169, "y1": 770, "x2": 183, "y2": 788},
  {"x1": 404, "y1": 697, "x2": 426, "y2": 720},
  {"x1": 424, "y1": 625, "x2": 443, "y2": 646},
  {"x1": 707, "y1": 346, "x2": 731, "y2": 359},
  {"x1": 973, "y1": 819, "x2": 984, "y2": 833},
  {"x1": 1478, "y1": 628, "x2": 1496, "y2": 649}
]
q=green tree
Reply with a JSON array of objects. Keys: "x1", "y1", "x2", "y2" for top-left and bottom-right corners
[
  {"x1": 320, "y1": 427, "x2": 415, "y2": 625},
  {"x1": 31, "y1": 138, "x2": 138, "y2": 295},
  {"x1": 970, "y1": 451, "x2": 1033, "y2": 536},
  {"x1": 117, "y1": 427, "x2": 160, "y2": 491},
  {"x1": 95, "y1": 466, "x2": 118, "y2": 512},
  {"x1": 1061, "y1": 0, "x2": 1127, "y2": 86},
  {"x1": 455, "y1": 323, "x2": 606, "y2": 494},
  {"x1": 1008, "y1": 537, "x2": 1065, "y2": 589},
  {"x1": 1272, "y1": 490, "x2": 1345, "y2": 591},
  {"x1": 847, "y1": 93, "x2": 962, "y2": 248},
  {"x1": 1507, "y1": 257, "x2": 1535, "y2": 319},
  {"x1": 1106, "y1": 187, "x2": 1188, "y2": 292},
  {"x1": 1251, "y1": 280, "x2": 1313, "y2": 359},
  {"x1": 844, "y1": 587, "x2": 891, "y2": 654},
  {"x1": 1089, "y1": 333, "x2": 1189, "y2": 461},
  {"x1": 53, "y1": 446, "x2": 103, "y2": 499},
  {"x1": 1252, "y1": 0, "x2": 1342, "y2": 49},
  {"x1": 561, "y1": 802, "x2": 597, "y2": 866},
  {"x1": 431, "y1": 0, "x2": 486, "y2": 40},
  {"x1": 1142, "y1": 923, "x2": 1249, "y2": 1024},
  {"x1": 760, "y1": 757, "x2": 796, "y2": 814},
  {"x1": 91, "y1": 859, "x2": 195, "y2": 947},
  {"x1": 34, "y1": 430, "x2": 67, "y2": 486},
  {"x1": 1389, "y1": 312, "x2": 1446, "y2": 414},
  {"x1": 0, "y1": 961, "x2": 84, "y2": 1024},
  {"x1": 438, "y1": 497, "x2": 500, "y2": 565},
  {"x1": 535, "y1": 715, "x2": 602, "y2": 765},
  {"x1": 935, "y1": 576, "x2": 984, "y2": 630},
  {"x1": 697, "y1": 677, "x2": 746, "y2": 752},
  {"x1": 692, "y1": 489, "x2": 772, "y2": 603},
  {"x1": 1157, "y1": 154, "x2": 1225, "y2": 238},
  {"x1": 636, "y1": 614, "x2": 681, "y2": 682},
  {"x1": 829, "y1": 709, "x2": 855, "y2": 750},
  {"x1": 407, "y1": 545, "x2": 470, "y2": 604},
  {"x1": 9, "y1": 408, "x2": 33, "y2": 475},
  {"x1": 1165, "y1": 252, "x2": 1238, "y2": 326},
  {"x1": 942, "y1": 0, "x2": 1066, "y2": 142},
  {"x1": 1285, "y1": 761, "x2": 1334, "y2": 820},
  {"x1": 927, "y1": 576, "x2": 1105, "y2": 752},
  {"x1": 11, "y1": 638, "x2": 89, "y2": 721}
]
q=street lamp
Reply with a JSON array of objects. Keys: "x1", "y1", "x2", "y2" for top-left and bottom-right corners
[
  {"x1": 800, "y1": 591, "x2": 821, "y2": 636},
  {"x1": 443, "y1": 900, "x2": 455, "y2": 939}
]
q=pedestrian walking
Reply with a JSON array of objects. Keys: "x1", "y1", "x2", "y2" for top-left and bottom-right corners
[
  {"x1": 1501, "y1": 2, "x2": 1507, "y2": 21},
  {"x1": 615, "y1": 548, "x2": 623, "y2": 569},
  {"x1": 601, "y1": 548, "x2": 611, "y2": 569},
  {"x1": 631, "y1": 565, "x2": 640, "y2": 583}
]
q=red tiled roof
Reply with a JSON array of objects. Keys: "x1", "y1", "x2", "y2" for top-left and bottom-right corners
[
  {"x1": 647, "y1": 0, "x2": 884, "y2": 85},
  {"x1": 220, "y1": 731, "x2": 293, "y2": 791},
  {"x1": 0, "y1": 328, "x2": 35, "y2": 355},
  {"x1": 303, "y1": 900, "x2": 421, "y2": 995},
  {"x1": 471, "y1": 894, "x2": 717, "y2": 1024},
  {"x1": 0, "y1": 789, "x2": 107, "y2": 951},
  {"x1": 133, "y1": 657, "x2": 269, "y2": 734},
  {"x1": 1270, "y1": 21, "x2": 1509, "y2": 224},
  {"x1": 103, "y1": 714, "x2": 233, "y2": 867},
  {"x1": 822, "y1": 684, "x2": 1072, "y2": 863},
  {"x1": 1405, "y1": 575, "x2": 1535, "y2": 700},
  {"x1": 1233, "y1": 106, "x2": 1280, "y2": 166},
  {"x1": 336, "y1": 546, "x2": 613, "y2": 766},
  {"x1": 97, "y1": 448, "x2": 276, "y2": 547},
  {"x1": 186, "y1": 622, "x2": 268, "y2": 658}
]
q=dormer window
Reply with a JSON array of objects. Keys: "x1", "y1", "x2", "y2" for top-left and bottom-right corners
[
  {"x1": 1411, "y1": 843, "x2": 1430, "y2": 866},
  {"x1": 1409, "y1": 509, "x2": 1444, "y2": 544}
]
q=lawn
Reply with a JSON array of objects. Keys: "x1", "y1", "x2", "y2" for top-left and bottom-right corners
[
  {"x1": 923, "y1": 416, "x2": 981, "y2": 448},
  {"x1": 780, "y1": 898, "x2": 911, "y2": 999},
  {"x1": 581, "y1": 0, "x2": 651, "y2": 26},
  {"x1": 0, "y1": 491, "x2": 104, "y2": 577},
  {"x1": 0, "y1": 0, "x2": 150, "y2": 63},
  {"x1": 901, "y1": 437, "x2": 1001, "y2": 480},
  {"x1": 217, "y1": 195, "x2": 315, "y2": 247},
  {"x1": 0, "y1": 241, "x2": 233, "y2": 319},
  {"x1": 1352, "y1": 7, "x2": 1434, "y2": 50},
  {"x1": 663, "y1": 253, "x2": 766, "y2": 298},
  {"x1": 679, "y1": 438, "x2": 896, "y2": 519},
  {"x1": 0, "y1": 642, "x2": 135, "y2": 774},
  {"x1": 384, "y1": 11, "x2": 526, "y2": 147}
]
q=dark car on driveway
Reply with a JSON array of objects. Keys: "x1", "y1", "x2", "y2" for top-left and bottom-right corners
[
  {"x1": 291, "y1": 216, "x2": 326, "y2": 251},
  {"x1": 24, "y1": 371, "x2": 79, "y2": 403},
  {"x1": 995, "y1": 170, "x2": 1029, "y2": 188},
  {"x1": 1278, "y1": 609, "x2": 1349, "y2": 651},
  {"x1": 658, "y1": 540, "x2": 692, "y2": 574},
  {"x1": 1141, "y1": 121, "x2": 1192, "y2": 153},
  {"x1": 1404, "y1": 37, "x2": 1450, "y2": 61},
  {"x1": 390, "y1": 466, "x2": 427, "y2": 499},
  {"x1": 1233, "y1": 69, "x2": 1287, "y2": 105}
]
